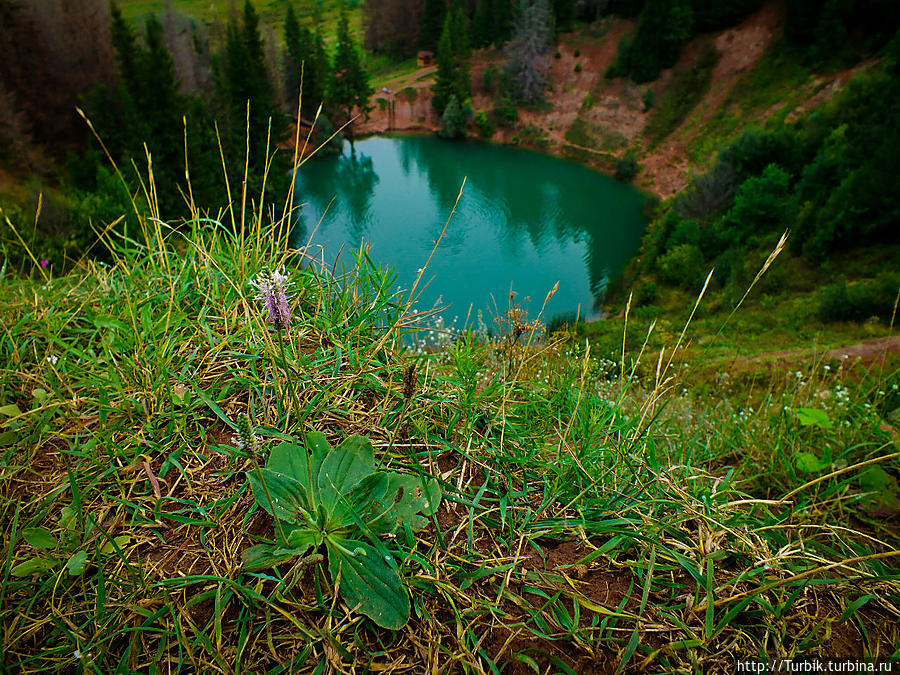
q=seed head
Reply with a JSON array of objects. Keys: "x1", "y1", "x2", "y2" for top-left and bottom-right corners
[
  {"x1": 403, "y1": 363, "x2": 417, "y2": 401},
  {"x1": 234, "y1": 413, "x2": 260, "y2": 460}
]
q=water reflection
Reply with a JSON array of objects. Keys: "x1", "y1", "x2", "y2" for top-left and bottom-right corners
[{"x1": 293, "y1": 135, "x2": 646, "y2": 322}]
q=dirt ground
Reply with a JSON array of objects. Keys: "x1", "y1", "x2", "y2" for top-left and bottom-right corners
[{"x1": 353, "y1": 1, "x2": 867, "y2": 200}]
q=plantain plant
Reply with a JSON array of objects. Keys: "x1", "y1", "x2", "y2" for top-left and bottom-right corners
[{"x1": 242, "y1": 432, "x2": 441, "y2": 629}]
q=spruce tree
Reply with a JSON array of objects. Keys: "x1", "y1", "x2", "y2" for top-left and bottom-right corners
[
  {"x1": 503, "y1": 0, "x2": 553, "y2": 103},
  {"x1": 471, "y1": 0, "x2": 493, "y2": 48},
  {"x1": 419, "y1": 0, "x2": 447, "y2": 51},
  {"x1": 431, "y1": 8, "x2": 471, "y2": 115},
  {"x1": 89, "y1": 5, "x2": 222, "y2": 216},
  {"x1": 284, "y1": 3, "x2": 327, "y2": 118},
  {"x1": 215, "y1": 0, "x2": 289, "y2": 208},
  {"x1": 328, "y1": 8, "x2": 373, "y2": 128}
]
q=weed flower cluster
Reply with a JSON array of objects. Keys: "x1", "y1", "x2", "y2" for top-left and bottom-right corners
[{"x1": 250, "y1": 268, "x2": 292, "y2": 330}]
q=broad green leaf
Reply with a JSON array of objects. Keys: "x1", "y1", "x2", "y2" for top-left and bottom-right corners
[
  {"x1": 0, "y1": 430, "x2": 19, "y2": 447},
  {"x1": 286, "y1": 526, "x2": 324, "y2": 552},
  {"x1": 267, "y1": 442, "x2": 317, "y2": 507},
  {"x1": 242, "y1": 544, "x2": 309, "y2": 572},
  {"x1": 247, "y1": 469, "x2": 310, "y2": 524},
  {"x1": 101, "y1": 535, "x2": 131, "y2": 555},
  {"x1": 348, "y1": 473, "x2": 390, "y2": 512},
  {"x1": 317, "y1": 437, "x2": 375, "y2": 517},
  {"x1": 31, "y1": 388, "x2": 48, "y2": 405},
  {"x1": 22, "y1": 527, "x2": 58, "y2": 550},
  {"x1": 326, "y1": 539, "x2": 409, "y2": 629},
  {"x1": 795, "y1": 451, "x2": 829, "y2": 474},
  {"x1": 0, "y1": 404, "x2": 22, "y2": 418},
  {"x1": 66, "y1": 551, "x2": 88, "y2": 576},
  {"x1": 59, "y1": 507, "x2": 77, "y2": 531},
  {"x1": 366, "y1": 474, "x2": 442, "y2": 535},
  {"x1": 11, "y1": 557, "x2": 56, "y2": 577},
  {"x1": 795, "y1": 407, "x2": 832, "y2": 428}
]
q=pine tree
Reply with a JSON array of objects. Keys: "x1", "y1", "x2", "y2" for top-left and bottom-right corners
[
  {"x1": 328, "y1": 8, "x2": 374, "y2": 128},
  {"x1": 419, "y1": 0, "x2": 447, "y2": 50},
  {"x1": 284, "y1": 3, "x2": 327, "y2": 118},
  {"x1": 471, "y1": 0, "x2": 492, "y2": 48},
  {"x1": 490, "y1": 0, "x2": 515, "y2": 45},
  {"x1": 218, "y1": 1, "x2": 286, "y2": 169},
  {"x1": 214, "y1": 0, "x2": 289, "y2": 209},
  {"x1": 431, "y1": 7, "x2": 471, "y2": 115}
]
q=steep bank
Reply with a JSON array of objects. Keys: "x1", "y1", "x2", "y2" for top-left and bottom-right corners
[{"x1": 355, "y1": 2, "x2": 875, "y2": 200}]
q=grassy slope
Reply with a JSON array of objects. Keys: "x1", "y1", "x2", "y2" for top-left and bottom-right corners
[{"x1": 0, "y1": 182, "x2": 898, "y2": 671}]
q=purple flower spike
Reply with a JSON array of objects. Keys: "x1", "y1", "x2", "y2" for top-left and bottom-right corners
[{"x1": 250, "y1": 268, "x2": 292, "y2": 330}]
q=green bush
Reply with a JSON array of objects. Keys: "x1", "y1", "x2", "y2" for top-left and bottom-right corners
[
  {"x1": 818, "y1": 274, "x2": 900, "y2": 322},
  {"x1": 635, "y1": 281, "x2": 658, "y2": 306},
  {"x1": 438, "y1": 96, "x2": 473, "y2": 140},
  {"x1": 658, "y1": 243, "x2": 705, "y2": 290},
  {"x1": 574, "y1": 63, "x2": 582, "y2": 73},
  {"x1": 474, "y1": 111, "x2": 496, "y2": 138},
  {"x1": 491, "y1": 100, "x2": 519, "y2": 127},
  {"x1": 615, "y1": 155, "x2": 640, "y2": 182}
]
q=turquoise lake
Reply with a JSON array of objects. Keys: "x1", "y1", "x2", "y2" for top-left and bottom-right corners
[{"x1": 292, "y1": 135, "x2": 647, "y2": 326}]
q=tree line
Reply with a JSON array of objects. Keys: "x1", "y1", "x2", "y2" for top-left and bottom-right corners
[
  {"x1": 0, "y1": 0, "x2": 374, "y2": 265},
  {"x1": 606, "y1": 0, "x2": 900, "y2": 83}
]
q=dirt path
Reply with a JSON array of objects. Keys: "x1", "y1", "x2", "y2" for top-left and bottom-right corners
[{"x1": 727, "y1": 336, "x2": 900, "y2": 373}]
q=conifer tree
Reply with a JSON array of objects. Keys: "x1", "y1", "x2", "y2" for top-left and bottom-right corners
[
  {"x1": 218, "y1": 1, "x2": 286, "y2": 171},
  {"x1": 284, "y1": 3, "x2": 328, "y2": 118},
  {"x1": 328, "y1": 8, "x2": 373, "y2": 128},
  {"x1": 471, "y1": 0, "x2": 493, "y2": 48},
  {"x1": 431, "y1": 7, "x2": 471, "y2": 115},
  {"x1": 491, "y1": 0, "x2": 515, "y2": 45},
  {"x1": 89, "y1": 4, "x2": 221, "y2": 215},
  {"x1": 419, "y1": 0, "x2": 447, "y2": 51}
]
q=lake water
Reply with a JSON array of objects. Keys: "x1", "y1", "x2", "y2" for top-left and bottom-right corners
[{"x1": 292, "y1": 135, "x2": 647, "y2": 327}]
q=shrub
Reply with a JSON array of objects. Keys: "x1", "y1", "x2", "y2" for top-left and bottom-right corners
[
  {"x1": 482, "y1": 65, "x2": 496, "y2": 92},
  {"x1": 675, "y1": 160, "x2": 740, "y2": 223},
  {"x1": 658, "y1": 243, "x2": 705, "y2": 289},
  {"x1": 615, "y1": 154, "x2": 640, "y2": 182},
  {"x1": 605, "y1": 37, "x2": 632, "y2": 79},
  {"x1": 474, "y1": 111, "x2": 496, "y2": 138},
  {"x1": 818, "y1": 274, "x2": 900, "y2": 322},
  {"x1": 402, "y1": 86, "x2": 417, "y2": 102},
  {"x1": 574, "y1": 48, "x2": 580, "y2": 57},
  {"x1": 635, "y1": 281, "x2": 658, "y2": 306},
  {"x1": 643, "y1": 88, "x2": 655, "y2": 111},
  {"x1": 438, "y1": 95, "x2": 473, "y2": 140},
  {"x1": 491, "y1": 100, "x2": 519, "y2": 127},
  {"x1": 574, "y1": 63, "x2": 582, "y2": 72}
]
